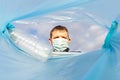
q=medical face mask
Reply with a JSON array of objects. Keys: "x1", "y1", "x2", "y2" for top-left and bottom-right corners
[{"x1": 52, "y1": 38, "x2": 69, "y2": 52}]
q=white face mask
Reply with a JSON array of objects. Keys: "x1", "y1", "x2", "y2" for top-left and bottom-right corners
[{"x1": 52, "y1": 38, "x2": 69, "y2": 52}]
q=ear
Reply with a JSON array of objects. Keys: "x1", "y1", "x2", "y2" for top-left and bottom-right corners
[
  {"x1": 49, "y1": 38, "x2": 52, "y2": 44},
  {"x1": 68, "y1": 38, "x2": 71, "y2": 43}
]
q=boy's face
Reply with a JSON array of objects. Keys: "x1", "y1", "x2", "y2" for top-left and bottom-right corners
[{"x1": 49, "y1": 30, "x2": 70, "y2": 44}]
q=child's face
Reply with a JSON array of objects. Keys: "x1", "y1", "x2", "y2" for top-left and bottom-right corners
[{"x1": 49, "y1": 30, "x2": 70, "y2": 44}]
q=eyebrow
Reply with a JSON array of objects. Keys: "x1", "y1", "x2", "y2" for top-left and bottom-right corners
[{"x1": 53, "y1": 36, "x2": 68, "y2": 39}]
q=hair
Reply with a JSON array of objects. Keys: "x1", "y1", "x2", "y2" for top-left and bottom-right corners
[{"x1": 50, "y1": 25, "x2": 69, "y2": 38}]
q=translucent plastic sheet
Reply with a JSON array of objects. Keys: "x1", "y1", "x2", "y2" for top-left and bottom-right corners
[
  {"x1": 0, "y1": 0, "x2": 120, "y2": 80},
  {"x1": 10, "y1": 8, "x2": 108, "y2": 56}
]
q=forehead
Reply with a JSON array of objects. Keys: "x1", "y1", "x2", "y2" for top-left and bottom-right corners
[{"x1": 52, "y1": 30, "x2": 68, "y2": 36}]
